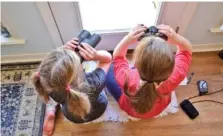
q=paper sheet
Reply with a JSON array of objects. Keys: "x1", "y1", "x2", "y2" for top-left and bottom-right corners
[{"x1": 179, "y1": 77, "x2": 188, "y2": 85}]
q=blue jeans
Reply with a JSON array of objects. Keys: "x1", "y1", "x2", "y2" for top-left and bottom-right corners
[{"x1": 105, "y1": 63, "x2": 122, "y2": 101}]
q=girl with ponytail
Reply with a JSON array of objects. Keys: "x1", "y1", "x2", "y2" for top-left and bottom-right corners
[
  {"x1": 32, "y1": 38, "x2": 111, "y2": 135},
  {"x1": 106, "y1": 24, "x2": 192, "y2": 118}
]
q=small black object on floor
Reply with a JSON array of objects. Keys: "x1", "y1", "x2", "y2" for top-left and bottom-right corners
[
  {"x1": 180, "y1": 99, "x2": 199, "y2": 119},
  {"x1": 219, "y1": 50, "x2": 223, "y2": 59}
]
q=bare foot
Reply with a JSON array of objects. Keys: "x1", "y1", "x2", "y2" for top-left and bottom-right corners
[{"x1": 43, "y1": 111, "x2": 56, "y2": 136}]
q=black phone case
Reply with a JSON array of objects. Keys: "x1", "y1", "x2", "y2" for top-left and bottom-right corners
[{"x1": 180, "y1": 99, "x2": 199, "y2": 119}]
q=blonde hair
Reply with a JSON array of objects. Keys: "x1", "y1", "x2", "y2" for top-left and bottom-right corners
[
  {"x1": 124, "y1": 36, "x2": 175, "y2": 113},
  {"x1": 32, "y1": 47, "x2": 90, "y2": 119}
]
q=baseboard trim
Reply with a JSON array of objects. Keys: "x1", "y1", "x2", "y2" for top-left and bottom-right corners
[
  {"x1": 1, "y1": 43, "x2": 223, "y2": 64},
  {"x1": 192, "y1": 43, "x2": 223, "y2": 52}
]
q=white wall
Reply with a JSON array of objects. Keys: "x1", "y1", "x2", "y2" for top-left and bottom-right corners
[
  {"x1": 158, "y1": 2, "x2": 187, "y2": 31},
  {"x1": 183, "y1": 2, "x2": 223, "y2": 44},
  {"x1": 1, "y1": 2, "x2": 55, "y2": 56}
]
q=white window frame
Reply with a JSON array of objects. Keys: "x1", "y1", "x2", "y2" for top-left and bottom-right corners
[{"x1": 37, "y1": 2, "x2": 198, "y2": 50}]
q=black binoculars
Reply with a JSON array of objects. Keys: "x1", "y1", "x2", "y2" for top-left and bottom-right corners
[
  {"x1": 138, "y1": 25, "x2": 168, "y2": 41},
  {"x1": 75, "y1": 30, "x2": 101, "y2": 62},
  {"x1": 76, "y1": 30, "x2": 101, "y2": 49}
]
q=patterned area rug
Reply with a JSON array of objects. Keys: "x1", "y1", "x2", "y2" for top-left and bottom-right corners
[{"x1": 1, "y1": 63, "x2": 45, "y2": 136}]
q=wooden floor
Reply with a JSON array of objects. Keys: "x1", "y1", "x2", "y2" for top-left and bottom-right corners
[{"x1": 53, "y1": 51, "x2": 223, "y2": 136}]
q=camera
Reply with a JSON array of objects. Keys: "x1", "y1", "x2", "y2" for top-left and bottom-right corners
[{"x1": 138, "y1": 25, "x2": 168, "y2": 41}]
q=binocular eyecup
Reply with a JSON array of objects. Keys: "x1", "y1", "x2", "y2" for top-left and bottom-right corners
[
  {"x1": 77, "y1": 30, "x2": 101, "y2": 48},
  {"x1": 138, "y1": 26, "x2": 168, "y2": 41}
]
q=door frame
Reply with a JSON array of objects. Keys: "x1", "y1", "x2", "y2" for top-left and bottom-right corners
[{"x1": 36, "y1": 2, "x2": 63, "y2": 48}]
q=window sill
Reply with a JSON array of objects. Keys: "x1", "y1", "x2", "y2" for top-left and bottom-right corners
[
  {"x1": 90, "y1": 28, "x2": 130, "y2": 35},
  {"x1": 1, "y1": 36, "x2": 26, "y2": 46},
  {"x1": 209, "y1": 27, "x2": 223, "y2": 33}
]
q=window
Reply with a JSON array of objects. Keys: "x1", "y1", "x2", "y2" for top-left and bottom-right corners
[{"x1": 79, "y1": 1, "x2": 161, "y2": 32}]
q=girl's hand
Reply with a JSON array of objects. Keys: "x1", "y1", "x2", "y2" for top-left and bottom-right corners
[
  {"x1": 77, "y1": 43, "x2": 98, "y2": 61},
  {"x1": 64, "y1": 38, "x2": 79, "y2": 51},
  {"x1": 126, "y1": 25, "x2": 147, "y2": 44},
  {"x1": 157, "y1": 24, "x2": 192, "y2": 52},
  {"x1": 157, "y1": 24, "x2": 179, "y2": 45}
]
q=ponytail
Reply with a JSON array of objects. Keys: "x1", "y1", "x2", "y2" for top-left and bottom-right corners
[
  {"x1": 66, "y1": 88, "x2": 91, "y2": 119},
  {"x1": 32, "y1": 72, "x2": 49, "y2": 103},
  {"x1": 32, "y1": 48, "x2": 91, "y2": 120},
  {"x1": 124, "y1": 72, "x2": 158, "y2": 114}
]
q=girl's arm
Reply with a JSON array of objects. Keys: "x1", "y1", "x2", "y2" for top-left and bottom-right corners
[
  {"x1": 157, "y1": 25, "x2": 192, "y2": 94},
  {"x1": 173, "y1": 34, "x2": 192, "y2": 52},
  {"x1": 77, "y1": 43, "x2": 112, "y2": 73},
  {"x1": 113, "y1": 25, "x2": 147, "y2": 58},
  {"x1": 63, "y1": 38, "x2": 112, "y2": 72},
  {"x1": 157, "y1": 25, "x2": 192, "y2": 53},
  {"x1": 77, "y1": 43, "x2": 112, "y2": 63},
  {"x1": 95, "y1": 50, "x2": 112, "y2": 63},
  {"x1": 63, "y1": 38, "x2": 112, "y2": 63}
]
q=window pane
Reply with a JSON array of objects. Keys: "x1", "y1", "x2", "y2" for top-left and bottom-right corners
[{"x1": 79, "y1": 1, "x2": 160, "y2": 31}]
